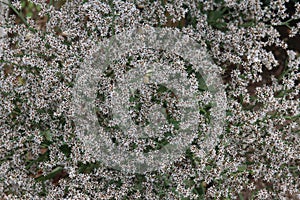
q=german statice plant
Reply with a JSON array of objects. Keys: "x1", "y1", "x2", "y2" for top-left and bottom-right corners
[{"x1": 0, "y1": 0, "x2": 299, "y2": 199}]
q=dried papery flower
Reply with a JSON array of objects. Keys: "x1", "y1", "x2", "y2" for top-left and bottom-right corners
[{"x1": 0, "y1": 0, "x2": 299, "y2": 199}]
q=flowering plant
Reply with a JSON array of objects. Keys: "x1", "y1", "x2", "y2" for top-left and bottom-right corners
[{"x1": 0, "y1": 0, "x2": 299, "y2": 199}]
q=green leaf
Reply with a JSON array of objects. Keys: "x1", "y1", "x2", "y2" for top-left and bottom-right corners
[
  {"x1": 41, "y1": 130, "x2": 52, "y2": 141},
  {"x1": 35, "y1": 166, "x2": 63, "y2": 182}
]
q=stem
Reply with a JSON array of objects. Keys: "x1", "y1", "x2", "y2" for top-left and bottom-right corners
[{"x1": 0, "y1": 0, "x2": 36, "y2": 33}]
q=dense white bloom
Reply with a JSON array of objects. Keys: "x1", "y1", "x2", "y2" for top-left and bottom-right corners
[{"x1": 0, "y1": 0, "x2": 299, "y2": 199}]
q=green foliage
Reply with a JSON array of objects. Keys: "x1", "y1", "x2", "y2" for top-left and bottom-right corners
[
  {"x1": 78, "y1": 161, "x2": 101, "y2": 174},
  {"x1": 35, "y1": 166, "x2": 63, "y2": 182},
  {"x1": 207, "y1": 7, "x2": 228, "y2": 30}
]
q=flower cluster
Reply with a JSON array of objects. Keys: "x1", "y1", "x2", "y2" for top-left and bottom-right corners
[{"x1": 0, "y1": 0, "x2": 299, "y2": 199}]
